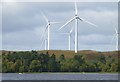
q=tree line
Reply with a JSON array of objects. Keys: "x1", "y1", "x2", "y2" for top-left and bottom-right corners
[{"x1": 2, "y1": 51, "x2": 118, "y2": 73}]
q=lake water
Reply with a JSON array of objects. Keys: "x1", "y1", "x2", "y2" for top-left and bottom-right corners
[{"x1": 2, "y1": 73, "x2": 118, "y2": 80}]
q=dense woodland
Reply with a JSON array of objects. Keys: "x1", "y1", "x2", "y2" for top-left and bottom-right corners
[{"x1": 2, "y1": 50, "x2": 119, "y2": 73}]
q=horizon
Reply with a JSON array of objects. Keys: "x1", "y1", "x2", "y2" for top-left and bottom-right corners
[{"x1": 0, "y1": 49, "x2": 118, "y2": 52}]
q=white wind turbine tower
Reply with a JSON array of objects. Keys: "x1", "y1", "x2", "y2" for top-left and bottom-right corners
[
  {"x1": 111, "y1": 27, "x2": 119, "y2": 51},
  {"x1": 58, "y1": 2, "x2": 97, "y2": 53},
  {"x1": 41, "y1": 12, "x2": 58, "y2": 50},
  {"x1": 60, "y1": 27, "x2": 74, "y2": 50}
]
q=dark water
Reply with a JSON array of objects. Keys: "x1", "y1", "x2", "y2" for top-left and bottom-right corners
[{"x1": 2, "y1": 73, "x2": 118, "y2": 80}]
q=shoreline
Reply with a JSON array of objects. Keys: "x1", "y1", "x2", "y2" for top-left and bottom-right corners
[{"x1": 2, "y1": 72, "x2": 119, "y2": 74}]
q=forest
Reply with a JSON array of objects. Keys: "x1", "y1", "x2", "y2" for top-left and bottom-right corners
[{"x1": 2, "y1": 50, "x2": 119, "y2": 73}]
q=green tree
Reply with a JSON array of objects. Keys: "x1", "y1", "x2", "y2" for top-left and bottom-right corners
[
  {"x1": 84, "y1": 63, "x2": 97, "y2": 72},
  {"x1": 98, "y1": 55, "x2": 106, "y2": 64},
  {"x1": 19, "y1": 66, "x2": 25, "y2": 73},
  {"x1": 6, "y1": 62, "x2": 15, "y2": 73},
  {"x1": 51, "y1": 54, "x2": 56, "y2": 60},
  {"x1": 23, "y1": 59, "x2": 29, "y2": 72},
  {"x1": 48, "y1": 54, "x2": 60, "y2": 72},
  {"x1": 110, "y1": 63, "x2": 118, "y2": 72},
  {"x1": 59, "y1": 54, "x2": 65, "y2": 61},
  {"x1": 2, "y1": 61, "x2": 7, "y2": 73},
  {"x1": 14, "y1": 60, "x2": 22, "y2": 72},
  {"x1": 29, "y1": 60, "x2": 42, "y2": 72},
  {"x1": 60, "y1": 59, "x2": 79, "y2": 72},
  {"x1": 74, "y1": 55, "x2": 85, "y2": 64}
]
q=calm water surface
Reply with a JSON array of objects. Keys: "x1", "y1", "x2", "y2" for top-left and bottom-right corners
[{"x1": 2, "y1": 73, "x2": 118, "y2": 80}]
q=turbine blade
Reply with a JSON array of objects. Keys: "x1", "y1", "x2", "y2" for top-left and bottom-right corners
[
  {"x1": 74, "y1": 1, "x2": 78, "y2": 15},
  {"x1": 79, "y1": 17, "x2": 98, "y2": 27},
  {"x1": 41, "y1": 12, "x2": 49, "y2": 23},
  {"x1": 58, "y1": 17, "x2": 76, "y2": 30},
  {"x1": 40, "y1": 39, "x2": 46, "y2": 50},
  {"x1": 114, "y1": 27, "x2": 118, "y2": 34},
  {"x1": 40, "y1": 24, "x2": 48, "y2": 40},
  {"x1": 111, "y1": 34, "x2": 116, "y2": 44},
  {"x1": 70, "y1": 25, "x2": 74, "y2": 34}
]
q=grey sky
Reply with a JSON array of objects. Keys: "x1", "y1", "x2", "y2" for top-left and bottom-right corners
[{"x1": 2, "y1": 2, "x2": 118, "y2": 51}]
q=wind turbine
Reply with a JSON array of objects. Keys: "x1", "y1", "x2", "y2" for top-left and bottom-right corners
[
  {"x1": 59, "y1": 27, "x2": 74, "y2": 50},
  {"x1": 111, "y1": 27, "x2": 119, "y2": 51},
  {"x1": 41, "y1": 12, "x2": 59, "y2": 50},
  {"x1": 58, "y1": 2, "x2": 97, "y2": 53}
]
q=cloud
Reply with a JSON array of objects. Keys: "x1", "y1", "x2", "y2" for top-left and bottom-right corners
[
  {"x1": 79, "y1": 34, "x2": 113, "y2": 45},
  {"x1": 2, "y1": 29, "x2": 42, "y2": 50},
  {"x1": 2, "y1": 2, "x2": 118, "y2": 51}
]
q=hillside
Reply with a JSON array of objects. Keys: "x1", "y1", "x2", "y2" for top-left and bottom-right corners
[
  {"x1": 1, "y1": 50, "x2": 119, "y2": 61},
  {"x1": 1, "y1": 50, "x2": 119, "y2": 73}
]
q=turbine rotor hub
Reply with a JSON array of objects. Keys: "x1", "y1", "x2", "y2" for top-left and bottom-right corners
[
  {"x1": 48, "y1": 22, "x2": 50, "y2": 25},
  {"x1": 75, "y1": 15, "x2": 79, "y2": 19}
]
